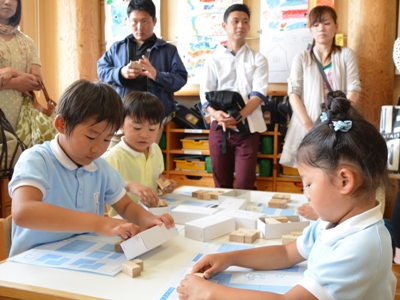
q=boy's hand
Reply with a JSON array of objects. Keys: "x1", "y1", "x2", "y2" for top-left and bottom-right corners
[
  {"x1": 161, "y1": 179, "x2": 177, "y2": 194},
  {"x1": 177, "y1": 274, "x2": 214, "y2": 300},
  {"x1": 125, "y1": 181, "x2": 159, "y2": 208},
  {"x1": 191, "y1": 253, "x2": 231, "y2": 279},
  {"x1": 96, "y1": 217, "x2": 140, "y2": 240},
  {"x1": 139, "y1": 213, "x2": 175, "y2": 230}
]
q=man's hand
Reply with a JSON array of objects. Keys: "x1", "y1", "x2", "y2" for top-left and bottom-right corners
[
  {"x1": 138, "y1": 55, "x2": 157, "y2": 81},
  {"x1": 120, "y1": 62, "x2": 141, "y2": 80}
]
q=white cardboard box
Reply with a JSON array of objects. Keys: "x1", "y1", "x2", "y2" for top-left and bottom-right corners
[
  {"x1": 217, "y1": 209, "x2": 266, "y2": 229},
  {"x1": 139, "y1": 201, "x2": 170, "y2": 216},
  {"x1": 257, "y1": 215, "x2": 309, "y2": 239},
  {"x1": 217, "y1": 198, "x2": 249, "y2": 211},
  {"x1": 121, "y1": 224, "x2": 178, "y2": 260},
  {"x1": 218, "y1": 190, "x2": 252, "y2": 204},
  {"x1": 185, "y1": 215, "x2": 236, "y2": 242},
  {"x1": 171, "y1": 205, "x2": 219, "y2": 224}
]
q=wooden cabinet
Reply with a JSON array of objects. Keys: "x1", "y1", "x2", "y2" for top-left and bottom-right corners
[
  {"x1": 163, "y1": 121, "x2": 303, "y2": 193},
  {"x1": 0, "y1": 178, "x2": 11, "y2": 218}
]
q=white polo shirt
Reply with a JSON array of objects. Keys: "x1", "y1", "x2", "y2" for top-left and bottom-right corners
[
  {"x1": 296, "y1": 203, "x2": 396, "y2": 299},
  {"x1": 9, "y1": 136, "x2": 126, "y2": 256}
]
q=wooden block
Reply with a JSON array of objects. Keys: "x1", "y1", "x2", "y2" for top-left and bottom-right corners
[
  {"x1": 158, "y1": 199, "x2": 167, "y2": 207},
  {"x1": 122, "y1": 261, "x2": 141, "y2": 278},
  {"x1": 290, "y1": 231, "x2": 303, "y2": 237},
  {"x1": 264, "y1": 217, "x2": 282, "y2": 224},
  {"x1": 229, "y1": 230, "x2": 245, "y2": 243},
  {"x1": 194, "y1": 273, "x2": 205, "y2": 278},
  {"x1": 192, "y1": 190, "x2": 208, "y2": 198},
  {"x1": 230, "y1": 228, "x2": 259, "y2": 244},
  {"x1": 197, "y1": 192, "x2": 211, "y2": 200},
  {"x1": 282, "y1": 234, "x2": 299, "y2": 245},
  {"x1": 272, "y1": 216, "x2": 288, "y2": 223},
  {"x1": 157, "y1": 178, "x2": 171, "y2": 190},
  {"x1": 131, "y1": 259, "x2": 144, "y2": 271},
  {"x1": 207, "y1": 191, "x2": 225, "y2": 200},
  {"x1": 272, "y1": 194, "x2": 291, "y2": 201},
  {"x1": 115, "y1": 240, "x2": 123, "y2": 253},
  {"x1": 268, "y1": 198, "x2": 288, "y2": 208}
]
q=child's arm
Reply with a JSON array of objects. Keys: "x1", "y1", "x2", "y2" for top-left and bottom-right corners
[
  {"x1": 112, "y1": 194, "x2": 175, "y2": 230},
  {"x1": 158, "y1": 174, "x2": 177, "y2": 194},
  {"x1": 178, "y1": 242, "x2": 315, "y2": 300},
  {"x1": 12, "y1": 186, "x2": 139, "y2": 239},
  {"x1": 125, "y1": 181, "x2": 159, "y2": 208}
]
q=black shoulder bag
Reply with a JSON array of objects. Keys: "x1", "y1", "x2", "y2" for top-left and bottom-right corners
[{"x1": 205, "y1": 90, "x2": 250, "y2": 154}]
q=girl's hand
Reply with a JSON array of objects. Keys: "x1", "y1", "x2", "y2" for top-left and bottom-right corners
[
  {"x1": 191, "y1": 253, "x2": 232, "y2": 279},
  {"x1": 177, "y1": 274, "x2": 214, "y2": 300},
  {"x1": 96, "y1": 217, "x2": 140, "y2": 240},
  {"x1": 297, "y1": 203, "x2": 319, "y2": 220}
]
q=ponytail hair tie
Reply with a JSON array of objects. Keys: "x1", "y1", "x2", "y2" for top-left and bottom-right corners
[
  {"x1": 332, "y1": 120, "x2": 352, "y2": 132},
  {"x1": 320, "y1": 112, "x2": 328, "y2": 122}
]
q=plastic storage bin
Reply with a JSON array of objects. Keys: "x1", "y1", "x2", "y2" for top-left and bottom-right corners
[
  {"x1": 281, "y1": 166, "x2": 300, "y2": 176},
  {"x1": 260, "y1": 159, "x2": 272, "y2": 177},
  {"x1": 181, "y1": 138, "x2": 209, "y2": 150},
  {"x1": 261, "y1": 136, "x2": 273, "y2": 154},
  {"x1": 175, "y1": 159, "x2": 206, "y2": 171}
]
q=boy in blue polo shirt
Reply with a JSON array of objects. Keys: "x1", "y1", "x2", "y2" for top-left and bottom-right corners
[{"x1": 9, "y1": 79, "x2": 174, "y2": 256}]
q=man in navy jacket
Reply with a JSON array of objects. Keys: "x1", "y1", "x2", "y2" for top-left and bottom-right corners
[{"x1": 97, "y1": 0, "x2": 187, "y2": 117}]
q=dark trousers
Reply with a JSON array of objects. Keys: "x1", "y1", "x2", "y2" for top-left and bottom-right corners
[
  {"x1": 209, "y1": 121, "x2": 260, "y2": 189},
  {"x1": 393, "y1": 180, "x2": 400, "y2": 247}
]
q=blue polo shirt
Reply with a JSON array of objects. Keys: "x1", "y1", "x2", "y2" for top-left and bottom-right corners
[
  {"x1": 9, "y1": 137, "x2": 126, "y2": 256},
  {"x1": 296, "y1": 203, "x2": 396, "y2": 299}
]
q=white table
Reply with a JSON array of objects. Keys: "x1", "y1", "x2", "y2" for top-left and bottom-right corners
[{"x1": 0, "y1": 187, "x2": 307, "y2": 300}]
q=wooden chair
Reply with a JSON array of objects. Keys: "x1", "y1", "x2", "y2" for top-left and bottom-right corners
[{"x1": 0, "y1": 215, "x2": 12, "y2": 260}]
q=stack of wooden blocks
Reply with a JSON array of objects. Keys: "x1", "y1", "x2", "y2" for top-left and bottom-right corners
[
  {"x1": 192, "y1": 190, "x2": 225, "y2": 200},
  {"x1": 268, "y1": 194, "x2": 291, "y2": 209},
  {"x1": 229, "y1": 228, "x2": 260, "y2": 244}
]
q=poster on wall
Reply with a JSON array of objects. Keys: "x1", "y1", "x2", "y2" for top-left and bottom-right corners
[
  {"x1": 260, "y1": 0, "x2": 334, "y2": 83},
  {"x1": 104, "y1": 0, "x2": 160, "y2": 50},
  {"x1": 178, "y1": 0, "x2": 242, "y2": 84}
]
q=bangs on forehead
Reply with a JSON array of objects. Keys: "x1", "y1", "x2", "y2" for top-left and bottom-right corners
[{"x1": 309, "y1": 7, "x2": 336, "y2": 25}]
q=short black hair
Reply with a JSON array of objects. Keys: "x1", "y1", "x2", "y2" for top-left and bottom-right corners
[
  {"x1": 122, "y1": 91, "x2": 164, "y2": 126},
  {"x1": 223, "y1": 3, "x2": 250, "y2": 23},
  {"x1": 127, "y1": 0, "x2": 156, "y2": 19},
  {"x1": 9, "y1": 0, "x2": 21, "y2": 27},
  {"x1": 297, "y1": 91, "x2": 390, "y2": 198},
  {"x1": 57, "y1": 80, "x2": 124, "y2": 136}
]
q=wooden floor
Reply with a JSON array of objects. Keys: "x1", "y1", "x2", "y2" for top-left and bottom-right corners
[{"x1": 392, "y1": 263, "x2": 400, "y2": 299}]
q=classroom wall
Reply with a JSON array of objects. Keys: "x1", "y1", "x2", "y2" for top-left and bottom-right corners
[
  {"x1": 20, "y1": 0, "x2": 399, "y2": 105},
  {"x1": 161, "y1": 0, "x2": 349, "y2": 95}
]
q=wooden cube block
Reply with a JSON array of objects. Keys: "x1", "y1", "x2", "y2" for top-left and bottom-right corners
[
  {"x1": 290, "y1": 231, "x2": 303, "y2": 237},
  {"x1": 131, "y1": 259, "x2": 144, "y2": 271},
  {"x1": 197, "y1": 191, "x2": 211, "y2": 200},
  {"x1": 207, "y1": 191, "x2": 225, "y2": 200},
  {"x1": 272, "y1": 216, "x2": 289, "y2": 223},
  {"x1": 122, "y1": 261, "x2": 141, "y2": 278},
  {"x1": 158, "y1": 199, "x2": 167, "y2": 207},
  {"x1": 194, "y1": 273, "x2": 205, "y2": 278},
  {"x1": 157, "y1": 178, "x2": 171, "y2": 190},
  {"x1": 115, "y1": 240, "x2": 123, "y2": 253},
  {"x1": 229, "y1": 231, "x2": 245, "y2": 243},
  {"x1": 281, "y1": 234, "x2": 298, "y2": 245},
  {"x1": 264, "y1": 217, "x2": 282, "y2": 224},
  {"x1": 192, "y1": 190, "x2": 208, "y2": 198},
  {"x1": 268, "y1": 198, "x2": 288, "y2": 208},
  {"x1": 272, "y1": 194, "x2": 291, "y2": 201},
  {"x1": 229, "y1": 228, "x2": 259, "y2": 244}
]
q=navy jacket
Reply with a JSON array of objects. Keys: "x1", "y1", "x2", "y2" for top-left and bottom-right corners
[{"x1": 97, "y1": 35, "x2": 188, "y2": 116}]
